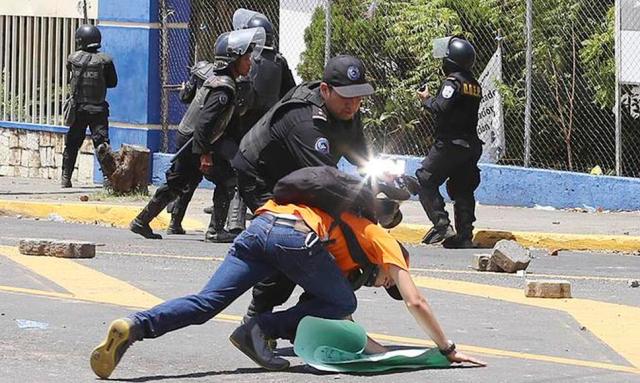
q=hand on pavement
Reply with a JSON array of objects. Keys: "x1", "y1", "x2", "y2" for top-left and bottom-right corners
[{"x1": 447, "y1": 350, "x2": 487, "y2": 366}]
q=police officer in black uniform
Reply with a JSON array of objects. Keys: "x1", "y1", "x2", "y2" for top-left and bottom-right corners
[
  {"x1": 415, "y1": 36, "x2": 482, "y2": 249},
  {"x1": 231, "y1": 54, "x2": 374, "y2": 317},
  {"x1": 129, "y1": 27, "x2": 265, "y2": 240},
  {"x1": 164, "y1": 59, "x2": 216, "y2": 236},
  {"x1": 61, "y1": 25, "x2": 117, "y2": 188},
  {"x1": 224, "y1": 8, "x2": 297, "y2": 235}
]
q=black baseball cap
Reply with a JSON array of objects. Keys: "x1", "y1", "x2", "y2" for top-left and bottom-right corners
[{"x1": 322, "y1": 55, "x2": 374, "y2": 98}]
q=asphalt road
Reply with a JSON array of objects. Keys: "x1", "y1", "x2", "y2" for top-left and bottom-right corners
[{"x1": 1, "y1": 216, "x2": 639, "y2": 382}]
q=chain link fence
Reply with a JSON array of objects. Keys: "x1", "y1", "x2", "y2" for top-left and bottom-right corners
[{"x1": 159, "y1": 0, "x2": 640, "y2": 177}]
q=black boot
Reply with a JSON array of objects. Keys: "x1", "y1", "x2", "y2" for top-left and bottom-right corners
[
  {"x1": 443, "y1": 199, "x2": 476, "y2": 249},
  {"x1": 204, "y1": 212, "x2": 237, "y2": 243},
  {"x1": 225, "y1": 189, "x2": 247, "y2": 234},
  {"x1": 166, "y1": 197, "x2": 188, "y2": 235},
  {"x1": 416, "y1": 171, "x2": 453, "y2": 244},
  {"x1": 422, "y1": 222, "x2": 456, "y2": 245},
  {"x1": 205, "y1": 187, "x2": 236, "y2": 243},
  {"x1": 229, "y1": 318, "x2": 289, "y2": 371},
  {"x1": 61, "y1": 151, "x2": 77, "y2": 188},
  {"x1": 61, "y1": 173, "x2": 73, "y2": 188},
  {"x1": 130, "y1": 190, "x2": 173, "y2": 239}
]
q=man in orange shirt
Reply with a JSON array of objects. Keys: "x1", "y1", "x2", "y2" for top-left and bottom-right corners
[{"x1": 90, "y1": 200, "x2": 485, "y2": 379}]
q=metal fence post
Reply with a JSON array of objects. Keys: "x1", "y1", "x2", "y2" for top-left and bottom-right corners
[
  {"x1": 614, "y1": 0, "x2": 622, "y2": 176},
  {"x1": 523, "y1": 0, "x2": 533, "y2": 167},
  {"x1": 324, "y1": 0, "x2": 331, "y2": 65},
  {"x1": 159, "y1": 0, "x2": 169, "y2": 153},
  {"x1": 83, "y1": 0, "x2": 88, "y2": 24}
]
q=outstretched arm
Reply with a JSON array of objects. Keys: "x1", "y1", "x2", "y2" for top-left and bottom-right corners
[{"x1": 389, "y1": 264, "x2": 486, "y2": 366}]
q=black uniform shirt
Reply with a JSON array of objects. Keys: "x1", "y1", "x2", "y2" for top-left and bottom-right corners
[
  {"x1": 423, "y1": 77, "x2": 461, "y2": 114},
  {"x1": 423, "y1": 71, "x2": 481, "y2": 141},
  {"x1": 192, "y1": 88, "x2": 235, "y2": 155},
  {"x1": 258, "y1": 103, "x2": 370, "y2": 185}
]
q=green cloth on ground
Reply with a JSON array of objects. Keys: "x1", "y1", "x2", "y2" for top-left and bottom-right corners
[{"x1": 293, "y1": 316, "x2": 451, "y2": 373}]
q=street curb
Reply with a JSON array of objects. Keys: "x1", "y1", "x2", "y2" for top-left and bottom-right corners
[
  {"x1": 2, "y1": 199, "x2": 639, "y2": 253},
  {"x1": 390, "y1": 224, "x2": 640, "y2": 253},
  {"x1": 0, "y1": 200, "x2": 203, "y2": 232}
]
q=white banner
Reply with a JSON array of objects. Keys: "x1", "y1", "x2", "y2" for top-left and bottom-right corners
[{"x1": 477, "y1": 46, "x2": 505, "y2": 163}]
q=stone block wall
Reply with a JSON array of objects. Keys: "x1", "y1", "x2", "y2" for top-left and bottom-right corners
[{"x1": 0, "y1": 128, "x2": 94, "y2": 184}]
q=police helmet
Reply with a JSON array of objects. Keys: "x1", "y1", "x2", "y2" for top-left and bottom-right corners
[
  {"x1": 75, "y1": 24, "x2": 101, "y2": 50},
  {"x1": 213, "y1": 28, "x2": 266, "y2": 71},
  {"x1": 233, "y1": 9, "x2": 275, "y2": 47},
  {"x1": 444, "y1": 37, "x2": 476, "y2": 72},
  {"x1": 246, "y1": 15, "x2": 274, "y2": 47}
]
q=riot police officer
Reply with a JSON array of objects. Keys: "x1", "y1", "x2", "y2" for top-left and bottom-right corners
[
  {"x1": 415, "y1": 36, "x2": 482, "y2": 249},
  {"x1": 223, "y1": 8, "x2": 297, "y2": 235},
  {"x1": 231, "y1": 54, "x2": 374, "y2": 317},
  {"x1": 129, "y1": 27, "x2": 265, "y2": 240},
  {"x1": 164, "y1": 59, "x2": 215, "y2": 236},
  {"x1": 61, "y1": 25, "x2": 117, "y2": 188}
]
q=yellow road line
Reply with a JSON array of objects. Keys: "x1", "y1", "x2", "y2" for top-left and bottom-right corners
[
  {"x1": 2, "y1": 245, "x2": 639, "y2": 375},
  {"x1": 413, "y1": 276, "x2": 640, "y2": 369},
  {"x1": 1, "y1": 246, "x2": 164, "y2": 309},
  {"x1": 368, "y1": 333, "x2": 640, "y2": 375}
]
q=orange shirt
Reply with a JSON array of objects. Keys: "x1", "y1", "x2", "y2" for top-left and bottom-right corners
[{"x1": 256, "y1": 200, "x2": 408, "y2": 275}]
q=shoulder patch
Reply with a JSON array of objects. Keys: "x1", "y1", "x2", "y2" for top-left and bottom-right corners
[
  {"x1": 219, "y1": 93, "x2": 229, "y2": 105},
  {"x1": 441, "y1": 85, "x2": 456, "y2": 99},
  {"x1": 314, "y1": 137, "x2": 330, "y2": 154}
]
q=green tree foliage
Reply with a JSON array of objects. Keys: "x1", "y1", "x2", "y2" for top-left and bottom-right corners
[{"x1": 297, "y1": 0, "x2": 623, "y2": 173}]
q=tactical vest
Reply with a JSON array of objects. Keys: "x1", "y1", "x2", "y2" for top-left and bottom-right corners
[
  {"x1": 178, "y1": 74, "x2": 236, "y2": 144},
  {"x1": 250, "y1": 49, "x2": 286, "y2": 110},
  {"x1": 191, "y1": 60, "x2": 215, "y2": 81},
  {"x1": 68, "y1": 50, "x2": 111, "y2": 105},
  {"x1": 435, "y1": 71, "x2": 482, "y2": 141},
  {"x1": 238, "y1": 81, "x2": 323, "y2": 167}
]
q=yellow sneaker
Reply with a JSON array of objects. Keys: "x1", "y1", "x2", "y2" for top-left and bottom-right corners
[{"x1": 90, "y1": 318, "x2": 138, "y2": 379}]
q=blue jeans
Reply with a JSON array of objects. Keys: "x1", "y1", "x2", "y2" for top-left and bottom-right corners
[{"x1": 131, "y1": 214, "x2": 357, "y2": 340}]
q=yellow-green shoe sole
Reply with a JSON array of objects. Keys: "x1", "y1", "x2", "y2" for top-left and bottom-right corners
[{"x1": 90, "y1": 319, "x2": 131, "y2": 379}]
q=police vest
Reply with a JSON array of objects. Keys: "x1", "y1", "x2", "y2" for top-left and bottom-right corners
[
  {"x1": 191, "y1": 60, "x2": 216, "y2": 81},
  {"x1": 68, "y1": 50, "x2": 112, "y2": 105},
  {"x1": 178, "y1": 74, "x2": 236, "y2": 144},
  {"x1": 238, "y1": 81, "x2": 324, "y2": 167},
  {"x1": 435, "y1": 71, "x2": 482, "y2": 141},
  {"x1": 250, "y1": 49, "x2": 287, "y2": 110}
]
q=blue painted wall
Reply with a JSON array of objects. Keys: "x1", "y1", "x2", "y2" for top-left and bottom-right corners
[
  {"x1": 99, "y1": 0, "x2": 158, "y2": 23},
  {"x1": 99, "y1": 26, "x2": 161, "y2": 124}
]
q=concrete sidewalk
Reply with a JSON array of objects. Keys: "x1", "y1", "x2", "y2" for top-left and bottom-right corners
[{"x1": 1, "y1": 176, "x2": 639, "y2": 252}]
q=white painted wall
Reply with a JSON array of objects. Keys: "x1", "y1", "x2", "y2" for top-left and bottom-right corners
[
  {"x1": 279, "y1": 0, "x2": 323, "y2": 82},
  {"x1": 0, "y1": 0, "x2": 98, "y2": 19}
]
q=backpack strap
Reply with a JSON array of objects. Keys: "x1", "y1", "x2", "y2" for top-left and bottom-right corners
[{"x1": 325, "y1": 214, "x2": 378, "y2": 291}]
